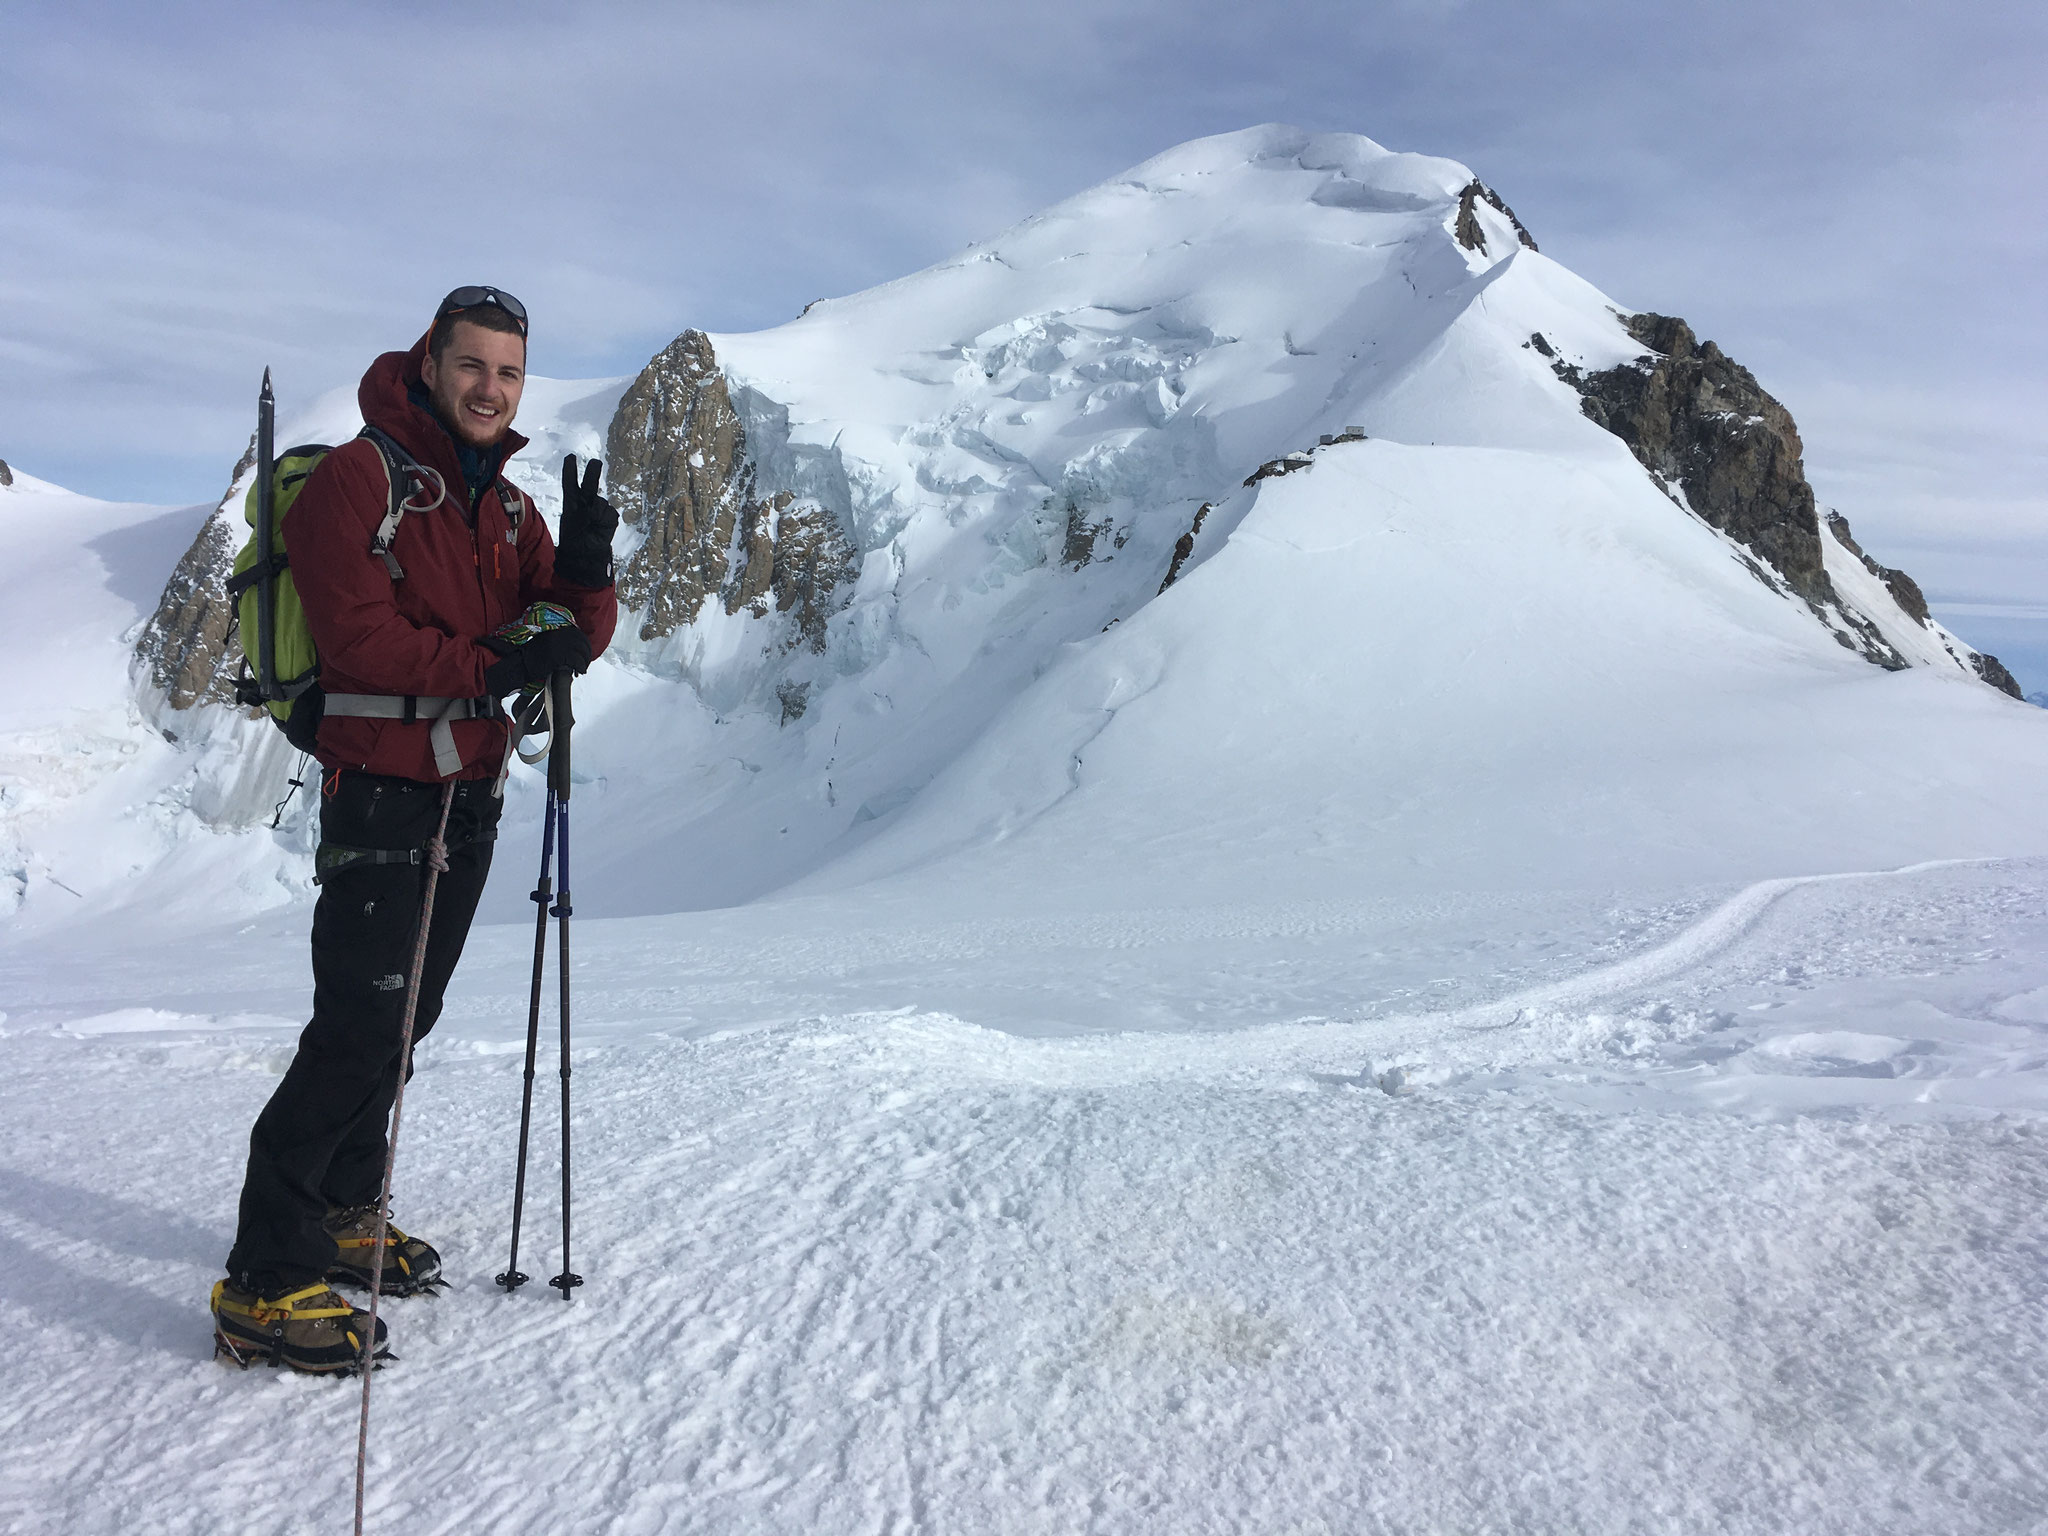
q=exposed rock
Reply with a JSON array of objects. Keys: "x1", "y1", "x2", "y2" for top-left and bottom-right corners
[
  {"x1": 1244, "y1": 451, "x2": 1314, "y2": 487},
  {"x1": 765, "y1": 498, "x2": 860, "y2": 652},
  {"x1": 1565, "y1": 313, "x2": 1835, "y2": 612},
  {"x1": 1822, "y1": 509, "x2": 1870, "y2": 564},
  {"x1": 1825, "y1": 511, "x2": 1930, "y2": 625},
  {"x1": 775, "y1": 679, "x2": 809, "y2": 726},
  {"x1": 1554, "y1": 316, "x2": 2034, "y2": 684},
  {"x1": 607, "y1": 330, "x2": 859, "y2": 651},
  {"x1": 0, "y1": 457, "x2": 12, "y2": 488},
  {"x1": 1062, "y1": 501, "x2": 1115, "y2": 568},
  {"x1": 1972, "y1": 652, "x2": 2025, "y2": 700},
  {"x1": 606, "y1": 331, "x2": 754, "y2": 640},
  {"x1": 1561, "y1": 313, "x2": 1856, "y2": 617},
  {"x1": 1243, "y1": 428, "x2": 1366, "y2": 489},
  {"x1": 728, "y1": 490, "x2": 782, "y2": 615},
  {"x1": 1158, "y1": 503, "x2": 1212, "y2": 594},
  {"x1": 728, "y1": 489, "x2": 860, "y2": 650},
  {"x1": 133, "y1": 434, "x2": 257, "y2": 712},
  {"x1": 1454, "y1": 180, "x2": 1539, "y2": 255}
]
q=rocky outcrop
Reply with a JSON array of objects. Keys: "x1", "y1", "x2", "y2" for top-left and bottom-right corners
[
  {"x1": 606, "y1": 330, "x2": 857, "y2": 650},
  {"x1": 1245, "y1": 450, "x2": 1314, "y2": 487},
  {"x1": 1242, "y1": 428, "x2": 1367, "y2": 489},
  {"x1": 1558, "y1": 314, "x2": 2027, "y2": 693},
  {"x1": 1061, "y1": 501, "x2": 1116, "y2": 569},
  {"x1": 1826, "y1": 511, "x2": 1931, "y2": 625},
  {"x1": 1454, "y1": 181, "x2": 1538, "y2": 255},
  {"x1": 1563, "y1": 313, "x2": 1839, "y2": 613},
  {"x1": 606, "y1": 331, "x2": 752, "y2": 639},
  {"x1": 133, "y1": 435, "x2": 256, "y2": 712},
  {"x1": 731, "y1": 491, "x2": 861, "y2": 653},
  {"x1": 1157, "y1": 503, "x2": 1212, "y2": 594},
  {"x1": 1973, "y1": 653, "x2": 2023, "y2": 698},
  {"x1": 0, "y1": 457, "x2": 13, "y2": 488}
]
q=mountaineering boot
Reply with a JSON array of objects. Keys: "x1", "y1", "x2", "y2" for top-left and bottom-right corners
[
  {"x1": 323, "y1": 1204, "x2": 446, "y2": 1296},
  {"x1": 211, "y1": 1279, "x2": 391, "y2": 1374}
]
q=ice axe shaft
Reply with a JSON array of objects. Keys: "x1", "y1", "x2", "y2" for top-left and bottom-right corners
[{"x1": 254, "y1": 371, "x2": 278, "y2": 700}]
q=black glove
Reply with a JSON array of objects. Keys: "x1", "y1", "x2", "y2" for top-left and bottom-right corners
[
  {"x1": 482, "y1": 624, "x2": 592, "y2": 696},
  {"x1": 556, "y1": 454, "x2": 618, "y2": 588}
]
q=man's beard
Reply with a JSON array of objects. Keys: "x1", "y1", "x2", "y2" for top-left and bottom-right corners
[{"x1": 431, "y1": 383, "x2": 509, "y2": 448}]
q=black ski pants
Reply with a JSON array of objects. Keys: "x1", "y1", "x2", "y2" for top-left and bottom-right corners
[{"x1": 226, "y1": 769, "x2": 502, "y2": 1292}]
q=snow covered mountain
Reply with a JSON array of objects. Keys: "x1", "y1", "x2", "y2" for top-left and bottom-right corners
[
  {"x1": 12, "y1": 130, "x2": 2048, "y2": 1535},
  {"x1": 9, "y1": 124, "x2": 2047, "y2": 935}
]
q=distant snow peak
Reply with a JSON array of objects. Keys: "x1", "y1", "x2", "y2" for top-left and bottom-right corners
[{"x1": 83, "y1": 122, "x2": 2042, "y2": 927}]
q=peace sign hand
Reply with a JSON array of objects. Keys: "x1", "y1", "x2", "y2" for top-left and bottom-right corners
[{"x1": 556, "y1": 454, "x2": 618, "y2": 588}]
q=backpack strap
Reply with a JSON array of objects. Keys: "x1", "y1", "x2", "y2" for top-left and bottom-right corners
[
  {"x1": 356, "y1": 425, "x2": 448, "y2": 582},
  {"x1": 497, "y1": 479, "x2": 529, "y2": 533}
]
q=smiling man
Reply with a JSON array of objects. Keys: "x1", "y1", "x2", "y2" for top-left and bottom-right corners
[{"x1": 211, "y1": 287, "x2": 619, "y2": 1373}]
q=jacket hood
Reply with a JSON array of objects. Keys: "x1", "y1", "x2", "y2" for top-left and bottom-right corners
[{"x1": 358, "y1": 327, "x2": 529, "y2": 475}]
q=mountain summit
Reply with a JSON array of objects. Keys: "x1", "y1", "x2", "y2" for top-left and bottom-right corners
[{"x1": 17, "y1": 126, "x2": 2045, "y2": 928}]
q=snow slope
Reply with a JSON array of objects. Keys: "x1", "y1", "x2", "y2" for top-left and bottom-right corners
[
  {"x1": 5, "y1": 124, "x2": 2048, "y2": 1535},
  {"x1": 0, "y1": 467, "x2": 251, "y2": 916}
]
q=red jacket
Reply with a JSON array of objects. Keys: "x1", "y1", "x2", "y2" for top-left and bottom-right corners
[{"x1": 285, "y1": 331, "x2": 618, "y2": 782}]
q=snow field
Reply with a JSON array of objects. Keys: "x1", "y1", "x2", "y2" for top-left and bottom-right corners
[{"x1": 3, "y1": 858, "x2": 2047, "y2": 1534}]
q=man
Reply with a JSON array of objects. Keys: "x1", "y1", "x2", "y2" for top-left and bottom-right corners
[{"x1": 212, "y1": 286, "x2": 619, "y2": 1372}]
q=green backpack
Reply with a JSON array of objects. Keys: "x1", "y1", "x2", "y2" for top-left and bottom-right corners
[{"x1": 225, "y1": 421, "x2": 433, "y2": 753}]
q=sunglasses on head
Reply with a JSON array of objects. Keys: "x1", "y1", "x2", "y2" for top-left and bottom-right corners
[{"x1": 434, "y1": 285, "x2": 528, "y2": 336}]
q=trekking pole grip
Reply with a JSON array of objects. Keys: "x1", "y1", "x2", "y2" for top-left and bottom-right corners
[{"x1": 548, "y1": 669, "x2": 574, "y2": 802}]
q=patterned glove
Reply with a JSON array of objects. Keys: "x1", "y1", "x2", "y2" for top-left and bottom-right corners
[{"x1": 481, "y1": 603, "x2": 590, "y2": 695}]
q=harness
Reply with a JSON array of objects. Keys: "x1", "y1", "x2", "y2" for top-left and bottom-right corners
[
  {"x1": 311, "y1": 687, "x2": 553, "y2": 886},
  {"x1": 320, "y1": 692, "x2": 506, "y2": 779}
]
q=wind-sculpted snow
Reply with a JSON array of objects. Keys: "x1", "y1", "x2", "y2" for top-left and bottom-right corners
[{"x1": 4, "y1": 858, "x2": 2047, "y2": 1533}]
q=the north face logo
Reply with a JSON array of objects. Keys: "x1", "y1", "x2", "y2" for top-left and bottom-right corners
[{"x1": 375, "y1": 974, "x2": 406, "y2": 992}]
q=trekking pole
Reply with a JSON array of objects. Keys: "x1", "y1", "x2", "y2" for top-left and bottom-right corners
[
  {"x1": 355, "y1": 779, "x2": 457, "y2": 1536},
  {"x1": 547, "y1": 667, "x2": 583, "y2": 1301},
  {"x1": 495, "y1": 786, "x2": 557, "y2": 1292}
]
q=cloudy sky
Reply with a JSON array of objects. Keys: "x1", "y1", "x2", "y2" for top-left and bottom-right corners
[{"x1": 6, "y1": 0, "x2": 2044, "y2": 685}]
